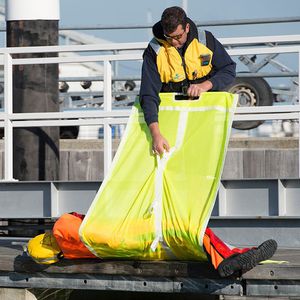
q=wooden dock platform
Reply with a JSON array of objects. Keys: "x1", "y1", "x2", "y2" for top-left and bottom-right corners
[{"x1": 0, "y1": 239, "x2": 299, "y2": 297}]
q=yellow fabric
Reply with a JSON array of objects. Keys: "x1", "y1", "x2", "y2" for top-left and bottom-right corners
[
  {"x1": 80, "y1": 92, "x2": 237, "y2": 260},
  {"x1": 260, "y1": 260, "x2": 289, "y2": 264},
  {"x1": 27, "y1": 232, "x2": 62, "y2": 264},
  {"x1": 156, "y1": 38, "x2": 213, "y2": 83}
]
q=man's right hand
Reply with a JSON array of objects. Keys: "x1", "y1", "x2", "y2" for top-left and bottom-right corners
[
  {"x1": 187, "y1": 80, "x2": 213, "y2": 97},
  {"x1": 149, "y1": 122, "x2": 170, "y2": 156}
]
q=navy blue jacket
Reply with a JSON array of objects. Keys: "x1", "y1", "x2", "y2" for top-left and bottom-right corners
[{"x1": 139, "y1": 19, "x2": 236, "y2": 125}]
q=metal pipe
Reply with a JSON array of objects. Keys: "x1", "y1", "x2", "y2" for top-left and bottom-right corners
[
  {"x1": 58, "y1": 72, "x2": 298, "y2": 83},
  {"x1": 103, "y1": 60, "x2": 112, "y2": 176},
  {"x1": 0, "y1": 17, "x2": 298, "y2": 32},
  {"x1": 298, "y1": 51, "x2": 300, "y2": 178},
  {"x1": 51, "y1": 17, "x2": 300, "y2": 31}
]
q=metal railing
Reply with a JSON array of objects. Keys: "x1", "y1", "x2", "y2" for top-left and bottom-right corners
[
  {"x1": 57, "y1": 16, "x2": 300, "y2": 31},
  {"x1": 0, "y1": 36, "x2": 299, "y2": 181}
]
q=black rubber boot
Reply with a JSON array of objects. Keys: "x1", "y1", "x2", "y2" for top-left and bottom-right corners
[{"x1": 217, "y1": 239, "x2": 278, "y2": 278}]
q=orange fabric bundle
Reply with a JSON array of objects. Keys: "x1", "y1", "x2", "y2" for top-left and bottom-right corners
[{"x1": 53, "y1": 213, "x2": 96, "y2": 259}]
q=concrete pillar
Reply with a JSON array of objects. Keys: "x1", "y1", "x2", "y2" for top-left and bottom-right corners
[
  {"x1": 6, "y1": 0, "x2": 60, "y2": 180},
  {"x1": 0, "y1": 288, "x2": 37, "y2": 300}
]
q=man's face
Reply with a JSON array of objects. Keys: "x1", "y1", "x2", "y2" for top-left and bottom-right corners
[{"x1": 164, "y1": 23, "x2": 190, "y2": 48}]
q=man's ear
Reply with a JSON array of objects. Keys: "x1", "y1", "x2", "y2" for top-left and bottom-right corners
[{"x1": 185, "y1": 23, "x2": 190, "y2": 33}]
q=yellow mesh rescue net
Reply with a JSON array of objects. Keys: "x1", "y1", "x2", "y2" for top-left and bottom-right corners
[{"x1": 80, "y1": 92, "x2": 237, "y2": 260}]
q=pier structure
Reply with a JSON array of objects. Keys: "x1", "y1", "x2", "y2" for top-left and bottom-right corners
[{"x1": 0, "y1": 26, "x2": 298, "y2": 298}]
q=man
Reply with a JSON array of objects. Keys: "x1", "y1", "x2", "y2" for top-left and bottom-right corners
[
  {"x1": 140, "y1": 6, "x2": 236, "y2": 155},
  {"x1": 139, "y1": 6, "x2": 277, "y2": 277}
]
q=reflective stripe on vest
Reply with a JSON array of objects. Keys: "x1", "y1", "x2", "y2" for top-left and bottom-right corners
[
  {"x1": 198, "y1": 29, "x2": 207, "y2": 46},
  {"x1": 149, "y1": 38, "x2": 161, "y2": 55}
]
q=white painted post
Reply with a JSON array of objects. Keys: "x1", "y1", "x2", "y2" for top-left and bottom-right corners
[
  {"x1": 3, "y1": 53, "x2": 14, "y2": 181},
  {"x1": 103, "y1": 59, "x2": 112, "y2": 177},
  {"x1": 6, "y1": 0, "x2": 60, "y2": 20}
]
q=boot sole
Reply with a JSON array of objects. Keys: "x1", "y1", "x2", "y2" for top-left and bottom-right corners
[{"x1": 218, "y1": 239, "x2": 277, "y2": 278}]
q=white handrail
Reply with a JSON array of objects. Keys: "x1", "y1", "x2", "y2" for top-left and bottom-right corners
[
  {"x1": 0, "y1": 40, "x2": 299, "y2": 181},
  {"x1": 0, "y1": 34, "x2": 298, "y2": 55}
]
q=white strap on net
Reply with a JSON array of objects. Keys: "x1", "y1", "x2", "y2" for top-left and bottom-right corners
[
  {"x1": 150, "y1": 110, "x2": 188, "y2": 252},
  {"x1": 150, "y1": 148, "x2": 175, "y2": 252}
]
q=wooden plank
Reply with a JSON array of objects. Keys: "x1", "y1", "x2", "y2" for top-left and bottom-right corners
[
  {"x1": 222, "y1": 150, "x2": 243, "y2": 179},
  {"x1": 1, "y1": 139, "x2": 300, "y2": 181},
  {"x1": 67, "y1": 150, "x2": 103, "y2": 181},
  {"x1": 265, "y1": 149, "x2": 298, "y2": 178},
  {"x1": 0, "y1": 240, "x2": 221, "y2": 279},
  {"x1": 243, "y1": 150, "x2": 265, "y2": 178},
  {"x1": 1, "y1": 239, "x2": 300, "y2": 281},
  {"x1": 91, "y1": 150, "x2": 104, "y2": 180},
  {"x1": 59, "y1": 150, "x2": 69, "y2": 180},
  {"x1": 0, "y1": 239, "x2": 219, "y2": 278},
  {"x1": 3, "y1": 239, "x2": 300, "y2": 296},
  {"x1": 68, "y1": 151, "x2": 93, "y2": 180},
  {"x1": 14, "y1": 256, "x2": 221, "y2": 279},
  {"x1": 243, "y1": 249, "x2": 300, "y2": 280}
]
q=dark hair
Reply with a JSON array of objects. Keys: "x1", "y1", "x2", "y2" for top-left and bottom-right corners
[{"x1": 161, "y1": 6, "x2": 187, "y2": 34}]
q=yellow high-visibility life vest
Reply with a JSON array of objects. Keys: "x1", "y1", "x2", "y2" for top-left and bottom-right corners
[
  {"x1": 79, "y1": 92, "x2": 237, "y2": 260},
  {"x1": 150, "y1": 37, "x2": 213, "y2": 83}
]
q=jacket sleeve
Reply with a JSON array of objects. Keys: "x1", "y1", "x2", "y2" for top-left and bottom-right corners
[
  {"x1": 139, "y1": 45, "x2": 162, "y2": 126},
  {"x1": 206, "y1": 31, "x2": 236, "y2": 91}
]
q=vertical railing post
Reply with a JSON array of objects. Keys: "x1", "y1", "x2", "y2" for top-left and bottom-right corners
[
  {"x1": 112, "y1": 50, "x2": 119, "y2": 78},
  {"x1": 4, "y1": 53, "x2": 14, "y2": 181},
  {"x1": 298, "y1": 112, "x2": 300, "y2": 178},
  {"x1": 298, "y1": 51, "x2": 300, "y2": 178},
  {"x1": 103, "y1": 59, "x2": 112, "y2": 177}
]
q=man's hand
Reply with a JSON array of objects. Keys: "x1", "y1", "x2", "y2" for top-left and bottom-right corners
[
  {"x1": 152, "y1": 132, "x2": 170, "y2": 155},
  {"x1": 187, "y1": 80, "x2": 213, "y2": 98},
  {"x1": 149, "y1": 122, "x2": 170, "y2": 156}
]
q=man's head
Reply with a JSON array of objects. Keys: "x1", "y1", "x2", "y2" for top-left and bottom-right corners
[{"x1": 161, "y1": 6, "x2": 190, "y2": 48}]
